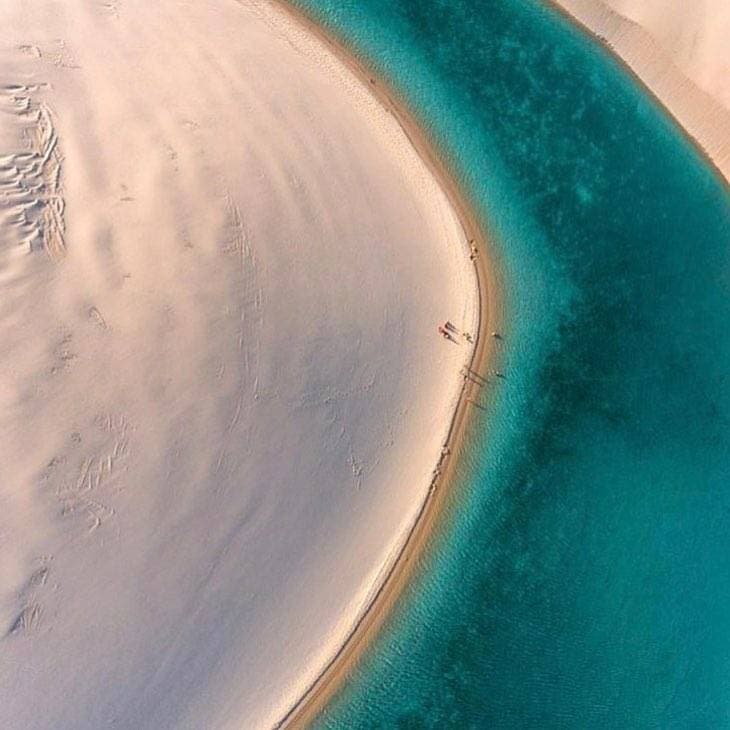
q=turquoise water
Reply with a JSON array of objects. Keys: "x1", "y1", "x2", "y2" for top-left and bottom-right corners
[{"x1": 292, "y1": 0, "x2": 730, "y2": 726}]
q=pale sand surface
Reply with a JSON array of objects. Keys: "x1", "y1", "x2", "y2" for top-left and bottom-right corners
[
  {"x1": 551, "y1": 0, "x2": 730, "y2": 180},
  {"x1": 0, "y1": 1, "x2": 479, "y2": 728}
]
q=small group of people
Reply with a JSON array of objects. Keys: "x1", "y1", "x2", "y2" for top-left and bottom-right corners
[{"x1": 437, "y1": 320, "x2": 472, "y2": 343}]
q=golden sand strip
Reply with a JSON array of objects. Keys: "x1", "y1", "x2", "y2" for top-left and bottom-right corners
[{"x1": 271, "y1": 2, "x2": 503, "y2": 727}]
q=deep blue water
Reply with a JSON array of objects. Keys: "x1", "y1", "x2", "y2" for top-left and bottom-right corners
[{"x1": 291, "y1": 0, "x2": 730, "y2": 726}]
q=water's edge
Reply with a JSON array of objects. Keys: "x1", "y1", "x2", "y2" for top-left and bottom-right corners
[
  {"x1": 286, "y1": 0, "x2": 730, "y2": 726},
  {"x1": 270, "y1": 2, "x2": 505, "y2": 726}
]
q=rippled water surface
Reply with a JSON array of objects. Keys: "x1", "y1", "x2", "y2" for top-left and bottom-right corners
[{"x1": 291, "y1": 0, "x2": 730, "y2": 726}]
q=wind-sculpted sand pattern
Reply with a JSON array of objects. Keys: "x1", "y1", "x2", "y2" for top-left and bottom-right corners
[
  {"x1": 54, "y1": 413, "x2": 129, "y2": 535},
  {"x1": 0, "y1": 84, "x2": 65, "y2": 260},
  {"x1": 0, "y1": 1, "x2": 479, "y2": 727}
]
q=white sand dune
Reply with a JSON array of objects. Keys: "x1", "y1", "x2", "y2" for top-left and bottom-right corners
[
  {"x1": 0, "y1": 1, "x2": 477, "y2": 727},
  {"x1": 552, "y1": 0, "x2": 730, "y2": 180}
]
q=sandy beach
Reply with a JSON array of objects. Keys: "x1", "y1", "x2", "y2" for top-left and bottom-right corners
[
  {"x1": 7, "y1": 0, "x2": 722, "y2": 725},
  {"x1": 549, "y1": 0, "x2": 730, "y2": 182},
  {"x1": 269, "y1": 5, "x2": 502, "y2": 725},
  {"x1": 0, "y1": 1, "x2": 491, "y2": 727}
]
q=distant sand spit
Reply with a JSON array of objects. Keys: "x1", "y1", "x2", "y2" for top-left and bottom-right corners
[
  {"x1": 0, "y1": 1, "x2": 481, "y2": 728},
  {"x1": 550, "y1": 0, "x2": 730, "y2": 182}
]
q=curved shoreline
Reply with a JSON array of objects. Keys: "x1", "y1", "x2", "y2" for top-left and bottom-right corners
[
  {"x1": 272, "y1": 0, "x2": 727, "y2": 726},
  {"x1": 271, "y1": 2, "x2": 503, "y2": 727}
]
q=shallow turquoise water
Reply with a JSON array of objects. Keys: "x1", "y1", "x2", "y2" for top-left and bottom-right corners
[{"x1": 292, "y1": 0, "x2": 730, "y2": 726}]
